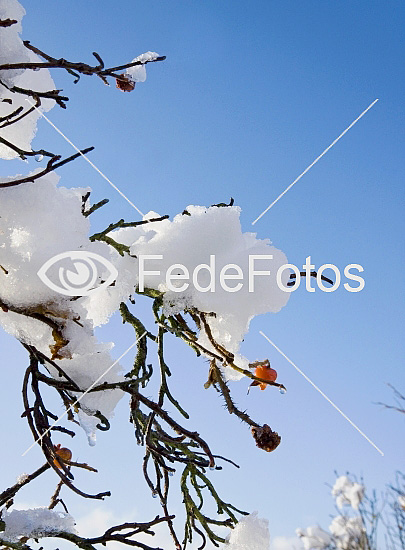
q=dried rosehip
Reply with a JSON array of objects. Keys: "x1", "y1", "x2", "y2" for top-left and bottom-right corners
[
  {"x1": 251, "y1": 424, "x2": 281, "y2": 452},
  {"x1": 115, "y1": 74, "x2": 135, "y2": 92}
]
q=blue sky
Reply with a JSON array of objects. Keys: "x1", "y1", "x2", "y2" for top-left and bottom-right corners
[{"x1": 1, "y1": 1, "x2": 404, "y2": 548}]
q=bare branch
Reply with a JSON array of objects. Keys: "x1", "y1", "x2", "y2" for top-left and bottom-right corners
[
  {"x1": 0, "y1": 147, "x2": 94, "y2": 188},
  {"x1": 0, "y1": 41, "x2": 166, "y2": 87},
  {"x1": 0, "y1": 18, "x2": 18, "y2": 27}
]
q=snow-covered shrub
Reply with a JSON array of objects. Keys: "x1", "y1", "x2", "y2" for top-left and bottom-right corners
[{"x1": 0, "y1": 2, "x2": 288, "y2": 548}]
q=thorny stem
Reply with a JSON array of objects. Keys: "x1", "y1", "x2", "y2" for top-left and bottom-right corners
[{"x1": 209, "y1": 361, "x2": 260, "y2": 428}]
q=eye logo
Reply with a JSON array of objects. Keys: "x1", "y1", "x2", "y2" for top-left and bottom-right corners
[{"x1": 37, "y1": 251, "x2": 118, "y2": 297}]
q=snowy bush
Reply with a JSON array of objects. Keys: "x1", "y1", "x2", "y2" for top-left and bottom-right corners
[
  {"x1": 0, "y1": 2, "x2": 287, "y2": 548},
  {"x1": 296, "y1": 472, "x2": 405, "y2": 550}
]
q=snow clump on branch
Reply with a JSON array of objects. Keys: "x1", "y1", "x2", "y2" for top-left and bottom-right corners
[
  {"x1": 221, "y1": 512, "x2": 270, "y2": 550},
  {"x1": 1, "y1": 507, "x2": 76, "y2": 542},
  {"x1": 0, "y1": 0, "x2": 55, "y2": 159},
  {"x1": 125, "y1": 51, "x2": 160, "y2": 83},
  {"x1": 331, "y1": 475, "x2": 365, "y2": 510}
]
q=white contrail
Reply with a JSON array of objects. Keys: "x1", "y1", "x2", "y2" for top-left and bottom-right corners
[
  {"x1": 260, "y1": 330, "x2": 384, "y2": 456},
  {"x1": 252, "y1": 99, "x2": 379, "y2": 225},
  {"x1": 26, "y1": 99, "x2": 144, "y2": 216}
]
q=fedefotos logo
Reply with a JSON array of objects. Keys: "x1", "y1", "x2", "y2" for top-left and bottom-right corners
[
  {"x1": 137, "y1": 254, "x2": 364, "y2": 294},
  {"x1": 38, "y1": 250, "x2": 365, "y2": 296},
  {"x1": 37, "y1": 251, "x2": 118, "y2": 297},
  {"x1": 37, "y1": 251, "x2": 364, "y2": 297}
]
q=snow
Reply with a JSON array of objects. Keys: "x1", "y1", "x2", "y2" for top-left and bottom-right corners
[
  {"x1": 125, "y1": 51, "x2": 160, "y2": 83},
  {"x1": 0, "y1": 0, "x2": 25, "y2": 28},
  {"x1": 297, "y1": 515, "x2": 365, "y2": 550},
  {"x1": 0, "y1": 0, "x2": 56, "y2": 159},
  {"x1": 329, "y1": 516, "x2": 364, "y2": 549},
  {"x1": 111, "y1": 205, "x2": 290, "y2": 380},
  {"x1": 1, "y1": 507, "x2": 76, "y2": 542},
  {"x1": 15, "y1": 473, "x2": 29, "y2": 484},
  {"x1": 295, "y1": 526, "x2": 332, "y2": 549},
  {"x1": 272, "y1": 535, "x2": 303, "y2": 550},
  {"x1": 222, "y1": 512, "x2": 270, "y2": 550},
  {"x1": 331, "y1": 476, "x2": 365, "y2": 510}
]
